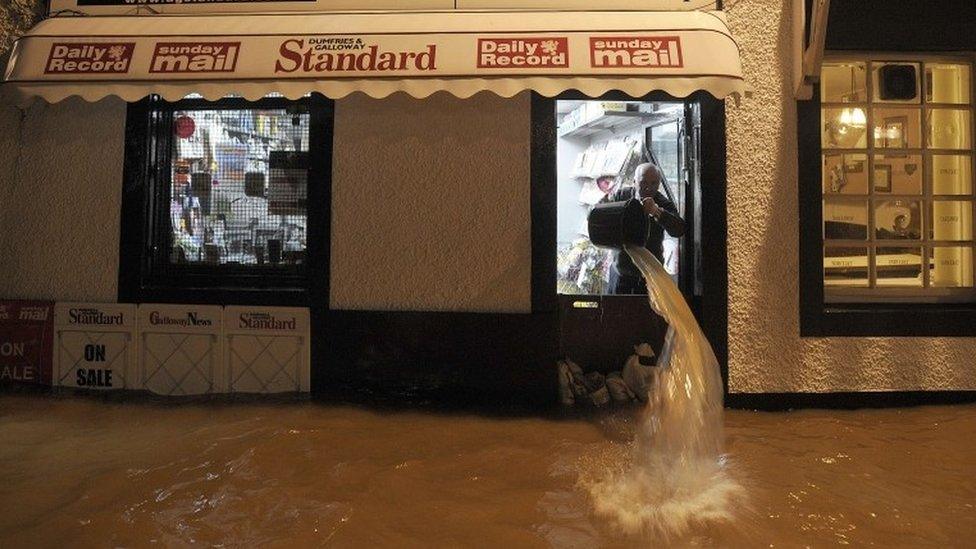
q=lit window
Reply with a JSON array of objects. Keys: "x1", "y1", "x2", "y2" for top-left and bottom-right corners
[
  {"x1": 120, "y1": 94, "x2": 321, "y2": 301},
  {"x1": 167, "y1": 106, "x2": 309, "y2": 267},
  {"x1": 820, "y1": 58, "x2": 975, "y2": 301}
]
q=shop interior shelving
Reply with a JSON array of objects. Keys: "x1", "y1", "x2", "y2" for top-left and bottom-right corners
[{"x1": 558, "y1": 110, "x2": 680, "y2": 138}]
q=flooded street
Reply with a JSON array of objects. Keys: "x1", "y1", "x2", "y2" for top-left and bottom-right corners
[{"x1": 1, "y1": 395, "x2": 973, "y2": 547}]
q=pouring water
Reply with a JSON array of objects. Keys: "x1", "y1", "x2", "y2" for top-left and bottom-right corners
[{"x1": 580, "y1": 246, "x2": 744, "y2": 539}]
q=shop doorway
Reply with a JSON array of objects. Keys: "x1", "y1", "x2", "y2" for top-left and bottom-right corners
[{"x1": 549, "y1": 94, "x2": 721, "y2": 379}]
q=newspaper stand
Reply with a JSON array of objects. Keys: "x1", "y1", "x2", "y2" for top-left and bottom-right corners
[
  {"x1": 223, "y1": 306, "x2": 309, "y2": 393},
  {"x1": 138, "y1": 304, "x2": 224, "y2": 395},
  {"x1": 54, "y1": 302, "x2": 137, "y2": 391}
]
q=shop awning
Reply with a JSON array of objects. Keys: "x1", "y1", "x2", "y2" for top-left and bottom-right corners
[{"x1": 3, "y1": 10, "x2": 748, "y2": 104}]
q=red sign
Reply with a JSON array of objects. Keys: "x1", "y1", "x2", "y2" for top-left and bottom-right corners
[
  {"x1": 274, "y1": 39, "x2": 437, "y2": 73},
  {"x1": 589, "y1": 36, "x2": 683, "y2": 69},
  {"x1": 0, "y1": 301, "x2": 54, "y2": 386},
  {"x1": 44, "y1": 42, "x2": 135, "y2": 74},
  {"x1": 477, "y1": 37, "x2": 569, "y2": 69},
  {"x1": 174, "y1": 115, "x2": 196, "y2": 139},
  {"x1": 150, "y1": 41, "x2": 241, "y2": 73}
]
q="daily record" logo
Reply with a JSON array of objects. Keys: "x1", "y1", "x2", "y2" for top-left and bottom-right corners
[
  {"x1": 150, "y1": 41, "x2": 241, "y2": 73},
  {"x1": 45, "y1": 43, "x2": 135, "y2": 74},
  {"x1": 477, "y1": 37, "x2": 568, "y2": 69}
]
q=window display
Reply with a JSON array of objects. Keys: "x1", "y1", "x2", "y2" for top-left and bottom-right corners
[
  {"x1": 932, "y1": 155, "x2": 972, "y2": 195},
  {"x1": 820, "y1": 62, "x2": 866, "y2": 103},
  {"x1": 926, "y1": 64, "x2": 971, "y2": 104},
  {"x1": 167, "y1": 105, "x2": 309, "y2": 268},
  {"x1": 823, "y1": 247, "x2": 869, "y2": 287},
  {"x1": 820, "y1": 58, "x2": 976, "y2": 297},
  {"x1": 823, "y1": 153, "x2": 868, "y2": 195}
]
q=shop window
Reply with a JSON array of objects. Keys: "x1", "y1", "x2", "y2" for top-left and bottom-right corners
[
  {"x1": 554, "y1": 99, "x2": 697, "y2": 296},
  {"x1": 167, "y1": 106, "x2": 308, "y2": 268},
  {"x1": 120, "y1": 94, "x2": 331, "y2": 304},
  {"x1": 819, "y1": 58, "x2": 975, "y2": 302}
]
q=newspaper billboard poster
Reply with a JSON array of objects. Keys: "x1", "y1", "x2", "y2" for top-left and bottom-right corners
[{"x1": 0, "y1": 301, "x2": 54, "y2": 386}]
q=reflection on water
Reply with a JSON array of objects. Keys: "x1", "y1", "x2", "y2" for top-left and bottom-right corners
[{"x1": 1, "y1": 394, "x2": 974, "y2": 547}]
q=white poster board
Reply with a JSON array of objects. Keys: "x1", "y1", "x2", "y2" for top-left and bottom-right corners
[
  {"x1": 54, "y1": 303, "x2": 138, "y2": 391},
  {"x1": 223, "y1": 306, "x2": 310, "y2": 393},
  {"x1": 138, "y1": 304, "x2": 224, "y2": 395}
]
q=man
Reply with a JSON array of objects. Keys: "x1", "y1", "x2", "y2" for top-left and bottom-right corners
[{"x1": 607, "y1": 162, "x2": 687, "y2": 294}]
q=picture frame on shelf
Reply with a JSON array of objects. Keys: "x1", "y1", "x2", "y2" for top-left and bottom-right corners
[
  {"x1": 874, "y1": 163, "x2": 893, "y2": 193},
  {"x1": 844, "y1": 159, "x2": 865, "y2": 173},
  {"x1": 882, "y1": 116, "x2": 908, "y2": 148}
]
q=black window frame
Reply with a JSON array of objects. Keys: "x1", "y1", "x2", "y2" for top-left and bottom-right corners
[
  {"x1": 119, "y1": 93, "x2": 333, "y2": 306},
  {"x1": 800, "y1": 84, "x2": 976, "y2": 337},
  {"x1": 798, "y1": 0, "x2": 976, "y2": 336}
]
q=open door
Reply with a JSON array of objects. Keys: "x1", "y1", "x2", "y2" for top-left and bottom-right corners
[{"x1": 555, "y1": 97, "x2": 702, "y2": 372}]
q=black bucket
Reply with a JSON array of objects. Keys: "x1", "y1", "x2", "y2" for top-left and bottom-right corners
[{"x1": 587, "y1": 198, "x2": 648, "y2": 249}]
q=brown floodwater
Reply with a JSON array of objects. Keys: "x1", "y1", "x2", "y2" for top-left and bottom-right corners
[{"x1": 1, "y1": 394, "x2": 974, "y2": 548}]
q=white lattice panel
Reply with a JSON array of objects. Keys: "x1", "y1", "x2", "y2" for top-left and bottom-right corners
[
  {"x1": 223, "y1": 306, "x2": 309, "y2": 394},
  {"x1": 138, "y1": 304, "x2": 223, "y2": 396}
]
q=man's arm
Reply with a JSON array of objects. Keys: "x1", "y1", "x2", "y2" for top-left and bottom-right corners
[{"x1": 643, "y1": 193, "x2": 687, "y2": 237}]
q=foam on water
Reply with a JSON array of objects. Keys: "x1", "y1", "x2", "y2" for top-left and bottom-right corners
[{"x1": 580, "y1": 246, "x2": 745, "y2": 538}]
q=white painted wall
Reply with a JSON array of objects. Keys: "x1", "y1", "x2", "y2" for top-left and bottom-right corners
[
  {"x1": 0, "y1": 97, "x2": 125, "y2": 302},
  {"x1": 329, "y1": 91, "x2": 532, "y2": 313}
]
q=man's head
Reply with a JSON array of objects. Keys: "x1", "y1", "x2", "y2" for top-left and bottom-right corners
[{"x1": 635, "y1": 162, "x2": 663, "y2": 199}]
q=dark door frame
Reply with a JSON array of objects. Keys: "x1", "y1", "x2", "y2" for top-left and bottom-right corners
[{"x1": 530, "y1": 90, "x2": 729, "y2": 391}]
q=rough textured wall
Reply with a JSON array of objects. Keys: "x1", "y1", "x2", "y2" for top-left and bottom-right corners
[
  {"x1": 724, "y1": 0, "x2": 976, "y2": 392},
  {"x1": 0, "y1": 98, "x2": 126, "y2": 302},
  {"x1": 330, "y1": 91, "x2": 531, "y2": 313},
  {"x1": 0, "y1": 0, "x2": 41, "y2": 57}
]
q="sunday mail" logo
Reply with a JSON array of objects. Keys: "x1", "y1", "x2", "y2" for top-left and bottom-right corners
[
  {"x1": 45, "y1": 42, "x2": 135, "y2": 74},
  {"x1": 150, "y1": 42, "x2": 241, "y2": 73},
  {"x1": 590, "y1": 36, "x2": 683, "y2": 69},
  {"x1": 477, "y1": 37, "x2": 569, "y2": 69}
]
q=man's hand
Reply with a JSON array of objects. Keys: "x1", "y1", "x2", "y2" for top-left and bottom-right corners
[{"x1": 641, "y1": 197, "x2": 662, "y2": 218}]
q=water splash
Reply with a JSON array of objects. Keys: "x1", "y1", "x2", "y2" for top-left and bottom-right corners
[{"x1": 580, "y1": 246, "x2": 744, "y2": 539}]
